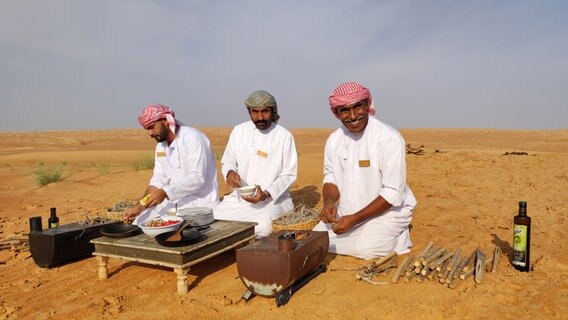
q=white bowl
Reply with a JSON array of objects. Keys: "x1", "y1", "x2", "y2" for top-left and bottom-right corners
[
  {"x1": 139, "y1": 216, "x2": 183, "y2": 237},
  {"x1": 238, "y1": 186, "x2": 257, "y2": 197}
]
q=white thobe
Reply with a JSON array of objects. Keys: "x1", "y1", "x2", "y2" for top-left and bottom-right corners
[
  {"x1": 214, "y1": 121, "x2": 297, "y2": 237},
  {"x1": 313, "y1": 117, "x2": 417, "y2": 259},
  {"x1": 133, "y1": 126, "x2": 220, "y2": 225}
]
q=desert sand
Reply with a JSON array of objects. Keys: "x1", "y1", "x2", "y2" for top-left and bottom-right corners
[{"x1": 0, "y1": 127, "x2": 567, "y2": 320}]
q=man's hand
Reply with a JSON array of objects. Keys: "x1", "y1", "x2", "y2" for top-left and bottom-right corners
[
  {"x1": 331, "y1": 214, "x2": 358, "y2": 234},
  {"x1": 226, "y1": 170, "x2": 242, "y2": 188},
  {"x1": 241, "y1": 185, "x2": 269, "y2": 204},
  {"x1": 141, "y1": 189, "x2": 168, "y2": 208},
  {"x1": 320, "y1": 206, "x2": 337, "y2": 223},
  {"x1": 321, "y1": 183, "x2": 339, "y2": 223},
  {"x1": 122, "y1": 189, "x2": 168, "y2": 223},
  {"x1": 122, "y1": 204, "x2": 143, "y2": 224}
]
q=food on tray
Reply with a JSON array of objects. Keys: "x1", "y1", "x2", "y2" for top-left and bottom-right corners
[{"x1": 144, "y1": 218, "x2": 180, "y2": 228}]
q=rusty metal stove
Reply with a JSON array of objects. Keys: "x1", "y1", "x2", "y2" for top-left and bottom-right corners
[{"x1": 236, "y1": 230, "x2": 329, "y2": 306}]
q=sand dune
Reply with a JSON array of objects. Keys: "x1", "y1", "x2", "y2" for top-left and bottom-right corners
[{"x1": 0, "y1": 128, "x2": 567, "y2": 319}]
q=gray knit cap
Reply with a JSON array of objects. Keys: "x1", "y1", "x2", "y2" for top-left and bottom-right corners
[{"x1": 245, "y1": 90, "x2": 280, "y2": 123}]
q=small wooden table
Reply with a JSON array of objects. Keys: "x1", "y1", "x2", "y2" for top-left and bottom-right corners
[{"x1": 91, "y1": 220, "x2": 256, "y2": 295}]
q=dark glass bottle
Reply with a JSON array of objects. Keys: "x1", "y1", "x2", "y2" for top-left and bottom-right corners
[
  {"x1": 48, "y1": 207, "x2": 59, "y2": 229},
  {"x1": 512, "y1": 201, "x2": 531, "y2": 272}
]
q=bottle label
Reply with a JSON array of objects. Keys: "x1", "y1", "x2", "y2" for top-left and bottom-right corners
[{"x1": 512, "y1": 224, "x2": 527, "y2": 266}]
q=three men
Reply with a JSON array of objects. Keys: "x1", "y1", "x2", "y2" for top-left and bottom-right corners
[
  {"x1": 214, "y1": 90, "x2": 298, "y2": 237},
  {"x1": 313, "y1": 82, "x2": 417, "y2": 259},
  {"x1": 123, "y1": 104, "x2": 220, "y2": 225}
]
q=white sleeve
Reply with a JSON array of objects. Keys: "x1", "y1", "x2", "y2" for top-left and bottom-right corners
[
  {"x1": 221, "y1": 128, "x2": 238, "y2": 182},
  {"x1": 322, "y1": 136, "x2": 336, "y2": 185},
  {"x1": 161, "y1": 135, "x2": 209, "y2": 201},
  {"x1": 378, "y1": 134, "x2": 407, "y2": 206},
  {"x1": 265, "y1": 133, "x2": 298, "y2": 201}
]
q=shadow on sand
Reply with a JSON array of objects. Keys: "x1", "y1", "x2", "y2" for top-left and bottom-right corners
[
  {"x1": 491, "y1": 233, "x2": 513, "y2": 265},
  {"x1": 290, "y1": 185, "x2": 320, "y2": 208}
]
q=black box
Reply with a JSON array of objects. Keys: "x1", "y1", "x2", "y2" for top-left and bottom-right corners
[{"x1": 29, "y1": 220, "x2": 121, "y2": 268}]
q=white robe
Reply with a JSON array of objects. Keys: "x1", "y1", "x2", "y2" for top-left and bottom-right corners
[
  {"x1": 133, "y1": 126, "x2": 220, "y2": 225},
  {"x1": 214, "y1": 121, "x2": 297, "y2": 237},
  {"x1": 313, "y1": 117, "x2": 417, "y2": 259}
]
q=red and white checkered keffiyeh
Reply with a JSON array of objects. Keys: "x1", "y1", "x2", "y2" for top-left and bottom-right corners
[
  {"x1": 328, "y1": 82, "x2": 376, "y2": 118},
  {"x1": 138, "y1": 103, "x2": 176, "y2": 133}
]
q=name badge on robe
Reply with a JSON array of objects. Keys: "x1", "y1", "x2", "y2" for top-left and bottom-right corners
[
  {"x1": 359, "y1": 160, "x2": 370, "y2": 167},
  {"x1": 256, "y1": 150, "x2": 268, "y2": 158},
  {"x1": 156, "y1": 151, "x2": 166, "y2": 157}
]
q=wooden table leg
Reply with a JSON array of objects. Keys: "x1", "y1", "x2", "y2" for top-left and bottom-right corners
[
  {"x1": 97, "y1": 256, "x2": 109, "y2": 280},
  {"x1": 174, "y1": 267, "x2": 190, "y2": 295}
]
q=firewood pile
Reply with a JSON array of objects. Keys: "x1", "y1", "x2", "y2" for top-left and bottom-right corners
[
  {"x1": 405, "y1": 144, "x2": 425, "y2": 155},
  {"x1": 0, "y1": 233, "x2": 29, "y2": 251},
  {"x1": 502, "y1": 151, "x2": 528, "y2": 156},
  {"x1": 356, "y1": 241, "x2": 502, "y2": 289}
]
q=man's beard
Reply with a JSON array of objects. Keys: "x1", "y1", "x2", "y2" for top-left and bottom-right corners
[
  {"x1": 153, "y1": 135, "x2": 166, "y2": 142},
  {"x1": 152, "y1": 125, "x2": 170, "y2": 142},
  {"x1": 254, "y1": 120, "x2": 270, "y2": 130}
]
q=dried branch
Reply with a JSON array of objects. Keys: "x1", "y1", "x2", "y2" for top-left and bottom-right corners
[{"x1": 406, "y1": 144, "x2": 425, "y2": 155}]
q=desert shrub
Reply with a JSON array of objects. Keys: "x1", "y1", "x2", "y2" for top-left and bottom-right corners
[
  {"x1": 132, "y1": 153, "x2": 154, "y2": 171},
  {"x1": 33, "y1": 163, "x2": 66, "y2": 187},
  {"x1": 92, "y1": 160, "x2": 112, "y2": 176}
]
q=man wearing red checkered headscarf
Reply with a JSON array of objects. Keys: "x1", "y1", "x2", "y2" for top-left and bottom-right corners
[
  {"x1": 314, "y1": 82, "x2": 417, "y2": 260},
  {"x1": 138, "y1": 103, "x2": 176, "y2": 131},
  {"x1": 328, "y1": 82, "x2": 376, "y2": 118},
  {"x1": 123, "y1": 103, "x2": 220, "y2": 225}
]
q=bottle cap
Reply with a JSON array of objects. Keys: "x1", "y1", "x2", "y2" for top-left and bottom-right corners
[
  {"x1": 50, "y1": 207, "x2": 57, "y2": 217},
  {"x1": 519, "y1": 201, "x2": 527, "y2": 208}
]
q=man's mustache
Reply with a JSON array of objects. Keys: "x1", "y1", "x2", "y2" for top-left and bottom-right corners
[{"x1": 344, "y1": 115, "x2": 365, "y2": 123}]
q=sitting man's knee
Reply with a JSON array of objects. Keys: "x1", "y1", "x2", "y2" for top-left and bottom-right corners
[{"x1": 357, "y1": 239, "x2": 396, "y2": 260}]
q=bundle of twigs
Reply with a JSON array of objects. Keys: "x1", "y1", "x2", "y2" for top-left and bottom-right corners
[
  {"x1": 107, "y1": 199, "x2": 138, "y2": 212},
  {"x1": 272, "y1": 204, "x2": 320, "y2": 232},
  {"x1": 355, "y1": 242, "x2": 501, "y2": 289},
  {"x1": 355, "y1": 251, "x2": 398, "y2": 285},
  {"x1": 406, "y1": 144, "x2": 425, "y2": 155},
  {"x1": 502, "y1": 151, "x2": 528, "y2": 156},
  {"x1": 0, "y1": 234, "x2": 29, "y2": 251}
]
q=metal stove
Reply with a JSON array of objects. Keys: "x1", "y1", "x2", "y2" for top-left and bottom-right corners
[{"x1": 236, "y1": 230, "x2": 329, "y2": 306}]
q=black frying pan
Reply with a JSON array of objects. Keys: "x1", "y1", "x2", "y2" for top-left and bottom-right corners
[
  {"x1": 154, "y1": 227, "x2": 204, "y2": 247},
  {"x1": 100, "y1": 224, "x2": 141, "y2": 238}
]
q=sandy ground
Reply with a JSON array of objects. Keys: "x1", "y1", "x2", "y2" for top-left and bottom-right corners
[{"x1": 0, "y1": 127, "x2": 567, "y2": 320}]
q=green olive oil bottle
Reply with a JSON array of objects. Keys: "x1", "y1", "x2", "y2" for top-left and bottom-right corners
[
  {"x1": 512, "y1": 201, "x2": 531, "y2": 272},
  {"x1": 48, "y1": 207, "x2": 59, "y2": 229}
]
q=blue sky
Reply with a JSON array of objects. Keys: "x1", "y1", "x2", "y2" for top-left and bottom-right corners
[{"x1": 1, "y1": 0, "x2": 567, "y2": 131}]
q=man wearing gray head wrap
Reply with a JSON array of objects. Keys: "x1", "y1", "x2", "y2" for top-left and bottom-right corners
[
  {"x1": 245, "y1": 90, "x2": 280, "y2": 124},
  {"x1": 214, "y1": 90, "x2": 298, "y2": 238}
]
